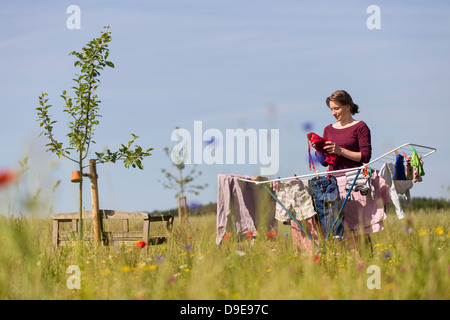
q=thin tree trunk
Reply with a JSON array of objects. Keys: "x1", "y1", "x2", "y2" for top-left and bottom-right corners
[{"x1": 78, "y1": 162, "x2": 83, "y2": 240}]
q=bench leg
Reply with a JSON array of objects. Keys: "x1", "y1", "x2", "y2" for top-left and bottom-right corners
[{"x1": 52, "y1": 220, "x2": 59, "y2": 248}]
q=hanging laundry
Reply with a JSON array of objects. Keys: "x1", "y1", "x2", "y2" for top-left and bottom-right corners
[
  {"x1": 392, "y1": 154, "x2": 407, "y2": 180},
  {"x1": 274, "y1": 179, "x2": 316, "y2": 223},
  {"x1": 216, "y1": 174, "x2": 276, "y2": 245},
  {"x1": 309, "y1": 175, "x2": 344, "y2": 240},
  {"x1": 336, "y1": 170, "x2": 392, "y2": 236},
  {"x1": 307, "y1": 132, "x2": 339, "y2": 170},
  {"x1": 345, "y1": 169, "x2": 375, "y2": 199},
  {"x1": 290, "y1": 217, "x2": 323, "y2": 256},
  {"x1": 380, "y1": 163, "x2": 413, "y2": 220},
  {"x1": 405, "y1": 157, "x2": 414, "y2": 180},
  {"x1": 410, "y1": 146, "x2": 425, "y2": 182}
]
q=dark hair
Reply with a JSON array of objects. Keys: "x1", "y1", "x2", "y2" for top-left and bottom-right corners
[{"x1": 326, "y1": 90, "x2": 359, "y2": 115}]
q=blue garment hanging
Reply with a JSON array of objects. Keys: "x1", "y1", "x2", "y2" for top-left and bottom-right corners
[
  {"x1": 392, "y1": 154, "x2": 407, "y2": 180},
  {"x1": 309, "y1": 175, "x2": 344, "y2": 240}
]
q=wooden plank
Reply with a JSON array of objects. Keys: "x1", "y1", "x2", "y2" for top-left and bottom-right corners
[
  {"x1": 53, "y1": 212, "x2": 94, "y2": 220},
  {"x1": 52, "y1": 220, "x2": 59, "y2": 248},
  {"x1": 53, "y1": 210, "x2": 174, "y2": 221},
  {"x1": 72, "y1": 219, "x2": 78, "y2": 232},
  {"x1": 58, "y1": 237, "x2": 167, "y2": 247},
  {"x1": 142, "y1": 220, "x2": 150, "y2": 243},
  {"x1": 123, "y1": 219, "x2": 129, "y2": 232},
  {"x1": 101, "y1": 210, "x2": 150, "y2": 219}
]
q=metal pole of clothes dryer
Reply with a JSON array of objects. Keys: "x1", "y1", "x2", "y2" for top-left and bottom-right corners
[
  {"x1": 325, "y1": 168, "x2": 361, "y2": 240},
  {"x1": 262, "y1": 184, "x2": 321, "y2": 249}
]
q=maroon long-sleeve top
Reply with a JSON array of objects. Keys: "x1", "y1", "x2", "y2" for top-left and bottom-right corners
[{"x1": 323, "y1": 121, "x2": 372, "y2": 171}]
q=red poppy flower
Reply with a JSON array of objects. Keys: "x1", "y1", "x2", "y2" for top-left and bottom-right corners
[
  {"x1": 0, "y1": 170, "x2": 17, "y2": 187},
  {"x1": 245, "y1": 231, "x2": 254, "y2": 239},
  {"x1": 136, "y1": 240, "x2": 147, "y2": 249},
  {"x1": 311, "y1": 255, "x2": 320, "y2": 264},
  {"x1": 266, "y1": 232, "x2": 276, "y2": 239},
  {"x1": 224, "y1": 232, "x2": 232, "y2": 240}
]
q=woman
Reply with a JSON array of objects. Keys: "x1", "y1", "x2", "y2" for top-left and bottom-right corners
[
  {"x1": 311, "y1": 90, "x2": 381, "y2": 253},
  {"x1": 320, "y1": 90, "x2": 372, "y2": 170}
]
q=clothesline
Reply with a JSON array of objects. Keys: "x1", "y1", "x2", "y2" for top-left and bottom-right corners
[{"x1": 239, "y1": 143, "x2": 437, "y2": 185}]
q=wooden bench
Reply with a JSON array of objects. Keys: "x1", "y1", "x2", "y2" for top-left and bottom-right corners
[{"x1": 52, "y1": 209, "x2": 174, "y2": 248}]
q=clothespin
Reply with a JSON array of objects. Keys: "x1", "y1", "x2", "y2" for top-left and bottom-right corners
[
  {"x1": 274, "y1": 177, "x2": 280, "y2": 191},
  {"x1": 326, "y1": 170, "x2": 329, "y2": 179},
  {"x1": 316, "y1": 171, "x2": 319, "y2": 179},
  {"x1": 362, "y1": 168, "x2": 368, "y2": 177},
  {"x1": 394, "y1": 150, "x2": 399, "y2": 156},
  {"x1": 365, "y1": 166, "x2": 373, "y2": 178}
]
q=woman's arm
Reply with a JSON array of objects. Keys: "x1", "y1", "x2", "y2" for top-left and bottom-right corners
[{"x1": 323, "y1": 141, "x2": 362, "y2": 162}]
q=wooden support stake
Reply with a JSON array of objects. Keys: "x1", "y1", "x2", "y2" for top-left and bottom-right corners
[
  {"x1": 89, "y1": 159, "x2": 103, "y2": 245},
  {"x1": 177, "y1": 196, "x2": 182, "y2": 225},
  {"x1": 183, "y1": 196, "x2": 188, "y2": 223}
]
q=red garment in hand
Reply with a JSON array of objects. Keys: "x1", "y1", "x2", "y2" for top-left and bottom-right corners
[{"x1": 307, "y1": 132, "x2": 339, "y2": 170}]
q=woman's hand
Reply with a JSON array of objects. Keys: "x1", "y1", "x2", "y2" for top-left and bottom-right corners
[{"x1": 324, "y1": 141, "x2": 342, "y2": 155}]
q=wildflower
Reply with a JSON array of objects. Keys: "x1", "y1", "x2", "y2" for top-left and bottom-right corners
[
  {"x1": 235, "y1": 250, "x2": 246, "y2": 256},
  {"x1": 166, "y1": 273, "x2": 180, "y2": 284},
  {"x1": 137, "y1": 263, "x2": 147, "y2": 271},
  {"x1": 122, "y1": 266, "x2": 131, "y2": 273},
  {"x1": 356, "y1": 262, "x2": 365, "y2": 271},
  {"x1": 386, "y1": 283, "x2": 395, "y2": 291},
  {"x1": 312, "y1": 255, "x2": 320, "y2": 264},
  {"x1": 433, "y1": 227, "x2": 444, "y2": 235},
  {"x1": 184, "y1": 244, "x2": 193, "y2": 250},
  {"x1": 155, "y1": 254, "x2": 165, "y2": 264},
  {"x1": 383, "y1": 250, "x2": 392, "y2": 260},
  {"x1": 148, "y1": 265, "x2": 157, "y2": 270},
  {"x1": 0, "y1": 170, "x2": 17, "y2": 187},
  {"x1": 301, "y1": 121, "x2": 314, "y2": 132},
  {"x1": 224, "y1": 232, "x2": 232, "y2": 240},
  {"x1": 266, "y1": 232, "x2": 276, "y2": 239},
  {"x1": 136, "y1": 240, "x2": 147, "y2": 249},
  {"x1": 245, "y1": 231, "x2": 253, "y2": 239}
]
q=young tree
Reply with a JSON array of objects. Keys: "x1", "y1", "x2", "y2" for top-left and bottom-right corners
[
  {"x1": 159, "y1": 145, "x2": 208, "y2": 222},
  {"x1": 36, "y1": 26, "x2": 153, "y2": 239}
]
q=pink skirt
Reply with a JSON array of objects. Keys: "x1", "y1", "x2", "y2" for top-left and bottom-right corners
[
  {"x1": 335, "y1": 170, "x2": 392, "y2": 237},
  {"x1": 290, "y1": 218, "x2": 323, "y2": 255}
]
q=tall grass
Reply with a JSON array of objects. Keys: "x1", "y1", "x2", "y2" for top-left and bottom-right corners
[{"x1": 0, "y1": 208, "x2": 448, "y2": 300}]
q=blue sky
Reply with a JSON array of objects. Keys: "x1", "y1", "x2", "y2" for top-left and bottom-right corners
[{"x1": 1, "y1": 0, "x2": 449, "y2": 215}]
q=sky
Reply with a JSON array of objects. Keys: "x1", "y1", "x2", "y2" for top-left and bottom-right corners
[{"x1": 1, "y1": 0, "x2": 449, "y2": 216}]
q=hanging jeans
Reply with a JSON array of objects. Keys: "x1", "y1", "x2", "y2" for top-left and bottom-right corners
[{"x1": 309, "y1": 175, "x2": 344, "y2": 240}]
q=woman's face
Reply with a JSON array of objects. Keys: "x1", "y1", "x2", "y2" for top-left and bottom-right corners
[{"x1": 329, "y1": 101, "x2": 351, "y2": 122}]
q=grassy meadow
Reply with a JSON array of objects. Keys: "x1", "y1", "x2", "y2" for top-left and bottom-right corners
[{"x1": 0, "y1": 206, "x2": 449, "y2": 300}]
